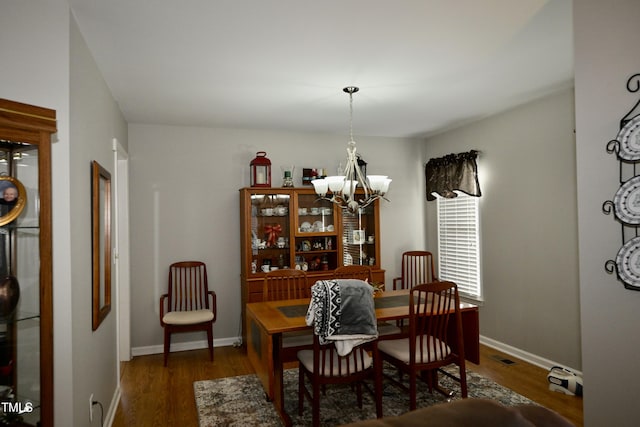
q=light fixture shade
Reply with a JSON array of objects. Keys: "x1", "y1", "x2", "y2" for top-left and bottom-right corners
[
  {"x1": 342, "y1": 180, "x2": 358, "y2": 197},
  {"x1": 367, "y1": 175, "x2": 388, "y2": 192},
  {"x1": 311, "y1": 179, "x2": 328, "y2": 197},
  {"x1": 325, "y1": 176, "x2": 346, "y2": 192},
  {"x1": 381, "y1": 178, "x2": 392, "y2": 194}
]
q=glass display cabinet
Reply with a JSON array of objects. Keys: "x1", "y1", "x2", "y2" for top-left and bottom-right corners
[
  {"x1": 239, "y1": 186, "x2": 383, "y2": 344},
  {"x1": 0, "y1": 99, "x2": 55, "y2": 427}
]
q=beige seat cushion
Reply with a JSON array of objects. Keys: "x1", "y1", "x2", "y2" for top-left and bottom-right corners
[
  {"x1": 162, "y1": 309, "x2": 214, "y2": 325},
  {"x1": 298, "y1": 349, "x2": 372, "y2": 377},
  {"x1": 378, "y1": 336, "x2": 450, "y2": 363}
]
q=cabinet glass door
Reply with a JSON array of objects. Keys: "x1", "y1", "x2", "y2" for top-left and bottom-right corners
[
  {"x1": 249, "y1": 192, "x2": 291, "y2": 274},
  {"x1": 0, "y1": 143, "x2": 40, "y2": 425},
  {"x1": 293, "y1": 193, "x2": 338, "y2": 271},
  {"x1": 341, "y1": 204, "x2": 378, "y2": 267}
]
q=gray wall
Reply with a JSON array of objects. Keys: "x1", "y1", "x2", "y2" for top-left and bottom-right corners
[
  {"x1": 70, "y1": 15, "x2": 128, "y2": 426},
  {"x1": 575, "y1": 0, "x2": 640, "y2": 425},
  {"x1": 422, "y1": 88, "x2": 580, "y2": 370},
  {"x1": 128, "y1": 124, "x2": 424, "y2": 349}
]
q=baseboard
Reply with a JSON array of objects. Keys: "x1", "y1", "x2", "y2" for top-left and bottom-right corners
[
  {"x1": 104, "y1": 385, "x2": 121, "y2": 427},
  {"x1": 131, "y1": 336, "x2": 240, "y2": 357},
  {"x1": 480, "y1": 335, "x2": 582, "y2": 376}
]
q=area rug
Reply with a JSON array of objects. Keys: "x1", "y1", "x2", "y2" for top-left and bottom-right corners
[{"x1": 194, "y1": 364, "x2": 534, "y2": 427}]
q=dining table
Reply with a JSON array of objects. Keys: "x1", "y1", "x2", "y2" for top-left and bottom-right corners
[{"x1": 245, "y1": 288, "x2": 479, "y2": 426}]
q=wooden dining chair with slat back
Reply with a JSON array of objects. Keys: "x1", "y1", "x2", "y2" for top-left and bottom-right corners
[
  {"x1": 333, "y1": 265, "x2": 373, "y2": 282},
  {"x1": 393, "y1": 251, "x2": 437, "y2": 290},
  {"x1": 374, "y1": 280, "x2": 468, "y2": 414},
  {"x1": 298, "y1": 336, "x2": 382, "y2": 427},
  {"x1": 263, "y1": 268, "x2": 310, "y2": 301},
  {"x1": 263, "y1": 268, "x2": 313, "y2": 362},
  {"x1": 159, "y1": 261, "x2": 216, "y2": 366}
]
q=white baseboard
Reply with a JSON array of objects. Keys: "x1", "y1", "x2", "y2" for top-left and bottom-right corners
[
  {"x1": 104, "y1": 385, "x2": 121, "y2": 427},
  {"x1": 131, "y1": 336, "x2": 241, "y2": 357},
  {"x1": 480, "y1": 335, "x2": 582, "y2": 376}
]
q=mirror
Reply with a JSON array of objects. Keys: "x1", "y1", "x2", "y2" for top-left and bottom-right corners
[
  {"x1": 0, "y1": 176, "x2": 26, "y2": 227},
  {"x1": 91, "y1": 160, "x2": 112, "y2": 330}
]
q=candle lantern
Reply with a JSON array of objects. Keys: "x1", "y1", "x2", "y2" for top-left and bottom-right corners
[{"x1": 250, "y1": 151, "x2": 271, "y2": 187}]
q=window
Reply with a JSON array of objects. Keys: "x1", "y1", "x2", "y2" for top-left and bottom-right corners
[{"x1": 436, "y1": 192, "x2": 482, "y2": 300}]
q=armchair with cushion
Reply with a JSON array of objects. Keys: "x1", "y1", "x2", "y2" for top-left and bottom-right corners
[{"x1": 159, "y1": 261, "x2": 216, "y2": 366}]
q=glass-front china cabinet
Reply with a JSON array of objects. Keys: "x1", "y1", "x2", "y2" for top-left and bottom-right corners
[
  {"x1": 0, "y1": 99, "x2": 55, "y2": 426},
  {"x1": 239, "y1": 186, "x2": 382, "y2": 344}
]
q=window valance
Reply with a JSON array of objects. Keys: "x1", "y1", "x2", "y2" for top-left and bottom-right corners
[{"x1": 425, "y1": 150, "x2": 481, "y2": 201}]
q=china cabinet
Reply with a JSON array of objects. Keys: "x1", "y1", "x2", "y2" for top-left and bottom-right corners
[
  {"x1": 0, "y1": 99, "x2": 55, "y2": 426},
  {"x1": 239, "y1": 187, "x2": 383, "y2": 343}
]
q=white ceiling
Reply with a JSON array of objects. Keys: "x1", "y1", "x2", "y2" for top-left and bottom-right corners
[{"x1": 68, "y1": 0, "x2": 573, "y2": 139}]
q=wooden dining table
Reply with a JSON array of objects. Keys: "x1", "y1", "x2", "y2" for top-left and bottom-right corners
[{"x1": 245, "y1": 288, "x2": 479, "y2": 426}]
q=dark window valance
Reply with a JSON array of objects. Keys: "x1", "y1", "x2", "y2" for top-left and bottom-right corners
[{"x1": 425, "y1": 150, "x2": 481, "y2": 201}]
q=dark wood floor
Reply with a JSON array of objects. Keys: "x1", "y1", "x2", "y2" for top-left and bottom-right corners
[{"x1": 111, "y1": 344, "x2": 583, "y2": 427}]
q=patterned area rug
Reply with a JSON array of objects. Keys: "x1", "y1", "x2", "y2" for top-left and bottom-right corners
[{"x1": 194, "y1": 364, "x2": 534, "y2": 427}]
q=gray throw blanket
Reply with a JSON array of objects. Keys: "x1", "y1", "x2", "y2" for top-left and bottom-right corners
[{"x1": 305, "y1": 279, "x2": 378, "y2": 356}]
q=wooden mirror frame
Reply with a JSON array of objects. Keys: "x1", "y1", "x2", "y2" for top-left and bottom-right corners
[{"x1": 91, "y1": 160, "x2": 112, "y2": 330}]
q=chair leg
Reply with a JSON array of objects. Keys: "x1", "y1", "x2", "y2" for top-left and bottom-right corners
[
  {"x1": 206, "y1": 326, "x2": 214, "y2": 362},
  {"x1": 312, "y1": 376, "x2": 321, "y2": 427},
  {"x1": 409, "y1": 369, "x2": 417, "y2": 411},
  {"x1": 459, "y1": 363, "x2": 468, "y2": 398},
  {"x1": 298, "y1": 368, "x2": 305, "y2": 416},
  {"x1": 163, "y1": 329, "x2": 171, "y2": 367},
  {"x1": 374, "y1": 350, "x2": 383, "y2": 418}
]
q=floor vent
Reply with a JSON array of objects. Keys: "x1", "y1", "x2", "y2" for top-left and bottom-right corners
[{"x1": 491, "y1": 354, "x2": 516, "y2": 365}]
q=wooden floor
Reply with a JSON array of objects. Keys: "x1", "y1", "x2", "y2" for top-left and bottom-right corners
[{"x1": 111, "y1": 344, "x2": 583, "y2": 427}]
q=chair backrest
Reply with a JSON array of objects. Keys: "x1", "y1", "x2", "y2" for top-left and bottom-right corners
[
  {"x1": 396, "y1": 251, "x2": 436, "y2": 290},
  {"x1": 263, "y1": 268, "x2": 309, "y2": 301},
  {"x1": 409, "y1": 280, "x2": 464, "y2": 364},
  {"x1": 166, "y1": 261, "x2": 211, "y2": 312},
  {"x1": 333, "y1": 265, "x2": 373, "y2": 282}
]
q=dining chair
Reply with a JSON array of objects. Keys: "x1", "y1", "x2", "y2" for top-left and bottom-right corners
[
  {"x1": 263, "y1": 269, "x2": 313, "y2": 362},
  {"x1": 298, "y1": 330, "x2": 382, "y2": 427},
  {"x1": 374, "y1": 280, "x2": 467, "y2": 413},
  {"x1": 392, "y1": 251, "x2": 437, "y2": 290},
  {"x1": 333, "y1": 265, "x2": 373, "y2": 282},
  {"x1": 333, "y1": 265, "x2": 402, "y2": 339},
  {"x1": 159, "y1": 261, "x2": 216, "y2": 366},
  {"x1": 263, "y1": 268, "x2": 309, "y2": 301}
]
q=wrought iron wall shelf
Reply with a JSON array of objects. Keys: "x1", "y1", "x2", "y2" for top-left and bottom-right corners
[{"x1": 603, "y1": 73, "x2": 640, "y2": 290}]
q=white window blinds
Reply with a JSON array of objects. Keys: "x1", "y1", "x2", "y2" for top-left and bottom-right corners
[{"x1": 436, "y1": 193, "x2": 482, "y2": 299}]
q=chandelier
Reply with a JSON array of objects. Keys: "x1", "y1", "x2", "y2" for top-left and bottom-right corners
[{"x1": 311, "y1": 87, "x2": 391, "y2": 212}]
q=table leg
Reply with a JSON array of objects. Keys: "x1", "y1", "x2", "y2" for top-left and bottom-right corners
[{"x1": 271, "y1": 334, "x2": 292, "y2": 427}]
